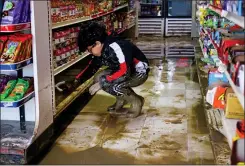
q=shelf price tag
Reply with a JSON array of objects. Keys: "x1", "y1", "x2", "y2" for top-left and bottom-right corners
[{"x1": 2, "y1": 102, "x2": 14, "y2": 107}]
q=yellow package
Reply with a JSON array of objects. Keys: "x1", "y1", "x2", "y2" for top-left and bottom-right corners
[{"x1": 225, "y1": 93, "x2": 245, "y2": 119}]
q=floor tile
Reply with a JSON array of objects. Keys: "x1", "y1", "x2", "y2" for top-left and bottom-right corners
[
  {"x1": 188, "y1": 151, "x2": 215, "y2": 164},
  {"x1": 56, "y1": 128, "x2": 104, "y2": 149},
  {"x1": 188, "y1": 134, "x2": 213, "y2": 153},
  {"x1": 144, "y1": 116, "x2": 187, "y2": 133},
  {"x1": 134, "y1": 148, "x2": 189, "y2": 164},
  {"x1": 186, "y1": 90, "x2": 202, "y2": 99},
  {"x1": 149, "y1": 96, "x2": 186, "y2": 109},
  {"x1": 138, "y1": 130, "x2": 188, "y2": 150},
  {"x1": 160, "y1": 89, "x2": 186, "y2": 98}
]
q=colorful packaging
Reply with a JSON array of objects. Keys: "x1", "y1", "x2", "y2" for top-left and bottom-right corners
[
  {"x1": 206, "y1": 86, "x2": 227, "y2": 109},
  {"x1": 0, "y1": 36, "x2": 8, "y2": 56},
  {"x1": 1, "y1": 0, "x2": 27, "y2": 25},
  {"x1": 0, "y1": 79, "x2": 17, "y2": 100},
  {"x1": 225, "y1": 93, "x2": 244, "y2": 119},
  {"x1": 0, "y1": 74, "x2": 16, "y2": 93},
  {"x1": 208, "y1": 69, "x2": 229, "y2": 86},
  {"x1": 4, "y1": 78, "x2": 29, "y2": 101},
  {"x1": 1, "y1": 34, "x2": 32, "y2": 63}
]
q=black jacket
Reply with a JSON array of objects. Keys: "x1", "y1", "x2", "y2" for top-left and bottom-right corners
[{"x1": 95, "y1": 36, "x2": 149, "y2": 83}]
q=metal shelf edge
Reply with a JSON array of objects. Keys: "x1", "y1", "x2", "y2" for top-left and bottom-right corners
[
  {"x1": 52, "y1": 4, "x2": 128, "y2": 29},
  {"x1": 0, "y1": 58, "x2": 33, "y2": 71},
  {"x1": 0, "y1": 92, "x2": 35, "y2": 108},
  {"x1": 54, "y1": 53, "x2": 89, "y2": 76}
]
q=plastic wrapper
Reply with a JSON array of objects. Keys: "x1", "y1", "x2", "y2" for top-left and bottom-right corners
[
  {"x1": 0, "y1": 74, "x2": 16, "y2": 93},
  {"x1": 1, "y1": 0, "x2": 26, "y2": 25},
  {"x1": 4, "y1": 78, "x2": 29, "y2": 101},
  {"x1": 0, "y1": 79, "x2": 17, "y2": 100},
  {"x1": 0, "y1": 34, "x2": 32, "y2": 63}
]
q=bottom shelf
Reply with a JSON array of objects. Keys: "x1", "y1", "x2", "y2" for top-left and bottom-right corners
[
  {"x1": 0, "y1": 120, "x2": 35, "y2": 164},
  {"x1": 55, "y1": 67, "x2": 106, "y2": 117}
]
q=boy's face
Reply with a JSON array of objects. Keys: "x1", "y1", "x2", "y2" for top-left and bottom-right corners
[{"x1": 87, "y1": 41, "x2": 103, "y2": 56}]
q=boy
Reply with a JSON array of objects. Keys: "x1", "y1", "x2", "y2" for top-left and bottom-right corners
[{"x1": 78, "y1": 21, "x2": 149, "y2": 118}]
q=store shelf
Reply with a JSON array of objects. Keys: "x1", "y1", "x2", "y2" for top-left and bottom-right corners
[
  {"x1": 128, "y1": 9, "x2": 135, "y2": 13},
  {"x1": 52, "y1": 4, "x2": 128, "y2": 29},
  {"x1": 140, "y1": 3, "x2": 161, "y2": 5},
  {"x1": 222, "y1": 68, "x2": 245, "y2": 110},
  {"x1": 54, "y1": 53, "x2": 89, "y2": 76},
  {"x1": 0, "y1": 23, "x2": 31, "y2": 32},
  {"x1": 208, "y1": 5, "x2": 245, "y2": 28},
  {"x1": 199, "y1": 30, "x2": 244, "y2": 109},
  {"x1": 127, "y1": 23, "x2": 136, "y2": 29},
  {"x1": 220, "y1": 110, "x2": 240, "y2": 148},
  {"x1": 0, "y1": 91, "x2": 35, "y2": 108},
  {"x1": 0, "y1": 58, "x2": 33, "y2": 71},
  {"x1": 55, "y1": 67, "x2": 106, "y2": 117}
]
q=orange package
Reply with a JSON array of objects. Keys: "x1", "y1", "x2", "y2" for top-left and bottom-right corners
[{"x1": 213, "y1": 86, "x2": 227, "y2": 109}]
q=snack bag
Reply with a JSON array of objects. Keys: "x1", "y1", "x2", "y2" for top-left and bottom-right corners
[
  {"x1": 4, "y1": 78, "x2": 29, "y2": 101},
  {"x1": 0, "y1": 74, "x2": 16, "y2": 93},
  {"x1": 206, "y1": 86, "x2": 227, "y2": 109},
  {"x1": 1, "y1": 0, "x2": 26, "y2": 25},
  {"x1": 0, "y1": 79, "x2": 17, "y2": 100},
  {"x1": 225, "y1": 93, "x2": 244, "y2": 119},
  {"x1": 0, "y1": 36, "x2": 8, "y2": 56}
]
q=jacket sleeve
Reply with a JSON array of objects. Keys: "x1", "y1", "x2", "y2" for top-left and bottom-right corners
[
  {"x1": 77, "y1": 55, "x2": 102, "y2": 82},
  {"x1": 105, "y1": 42, "x2": 127, "y2": 82}
]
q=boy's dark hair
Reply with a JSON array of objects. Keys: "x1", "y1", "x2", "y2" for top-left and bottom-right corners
[{"x1": 77, "y1": 21, "x2": 108, "y2": 52}]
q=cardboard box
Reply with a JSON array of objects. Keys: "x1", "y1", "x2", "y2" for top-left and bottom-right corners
[{"x1": 225, "y1": 93, "x2": 245, "y2": 119}]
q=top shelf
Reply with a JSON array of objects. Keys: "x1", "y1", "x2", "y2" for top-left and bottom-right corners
[
  {"x1": 208, "y1": 5, "x2": 245, "y2": 29},
  {"x1": 52, "y1": 4, "x2": 128, "y2": 29}
]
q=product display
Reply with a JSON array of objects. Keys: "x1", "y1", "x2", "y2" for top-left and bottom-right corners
[
  {"x1": 197, "y1": 1, "x2": 244, "y2": 164},
  {"x1": 53, "y1": 26, "x2": 80, "y2": 68},
  {"x1": 50, "y1": 0, "x2": 127, "y2": 23},
  {"x1": 1, "y1": 0, "x2": 31, "y2": 25},
  {"x1": 53, "y1": 6, "x2": 136, "y2": 69},
  {"x1": 0, "y1": 33, "x2": 32, "y2": 64},
  {"x1": 0, "y1": 76, "x2": 34, "y2": 101}
]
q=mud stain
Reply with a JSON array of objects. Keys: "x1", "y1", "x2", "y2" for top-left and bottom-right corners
[
  {"x1": 164, "y1": 118, "x2": 182, "y2": 124},
  {"x1": 189, "y1": 100, "x2": 209, "y2": 134},
  {"x1": 40, "y1": 145, "x2": 136, "y2": 165}
]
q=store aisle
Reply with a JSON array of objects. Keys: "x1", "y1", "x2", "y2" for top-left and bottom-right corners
[{"x1": 40, "y1": 37, "x2": 215, "y2": 165}]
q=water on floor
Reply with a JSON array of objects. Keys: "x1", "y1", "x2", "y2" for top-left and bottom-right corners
[{"x1": 40, "y1": 37, "x2": 215, "y2": 164}]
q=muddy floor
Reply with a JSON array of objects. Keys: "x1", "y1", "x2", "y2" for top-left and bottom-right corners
[{"x1": 40, "y1": 37, "x2": 215, "y2": 165}]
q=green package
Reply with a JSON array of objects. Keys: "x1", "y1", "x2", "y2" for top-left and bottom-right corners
[
  {"x1": 0, "y1": 80, "x2": 17, "y2": 100},
  {"x1": 4, "y1": 79, "x2": 29, "y2": 101}
]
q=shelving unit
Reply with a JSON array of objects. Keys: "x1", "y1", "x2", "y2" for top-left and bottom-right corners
[
  {"x1": 0, "y1": 22, "x2": 31, "y2": 32},
  {"x1": 208, "y1": 5, "x2": 245, "y2": 28},
  {"x1": 54, "y1": 53, "x2": 89, "y2": 76},
  {"x1": 0, "y1": 0, "x2": 139, "y2": 164},
  {"x1": 52, "y1": 4, "x2": 128, "y2": 29},
  {"x1": 197, "y1": 2, "x2": 245, "y2": 163}
]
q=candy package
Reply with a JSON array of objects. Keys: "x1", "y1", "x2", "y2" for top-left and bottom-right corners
[
  {"x1": 0, "y1": 74, "x2": 16, "y2": 93},
  {"x1": 0, "y1": 79, "x2": 17, "y2": 100},
  {"x1": 1, "y1": 34, "x2": 32, "y2": 63},
  {"x1": 4, "y1": 78, "x2": 29, "y2": 101},
  {"x1": 0, "y1": 36, "x2": 8, "y2": 56},
  {"x1": 1, "y1": 0, "x2": 26, "y2": 25}
]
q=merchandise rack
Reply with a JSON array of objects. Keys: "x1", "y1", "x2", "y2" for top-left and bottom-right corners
[
  {"x1": 208, "y1": 5, "x2": 245, "y2": 29},
  {"x1": 52, "y1": 4, "x2": 128, "y2": 29},
  {"x1": 0, "y1": 0, "x2": 139, "y2": 164},
  {"x1": 197, "y1": 2, "x2": 245, "y2": 164}
]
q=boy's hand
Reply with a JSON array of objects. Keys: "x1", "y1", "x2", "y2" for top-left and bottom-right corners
[{"x1": 89, "y1": 82, "x2": 101, "y2": 95}]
